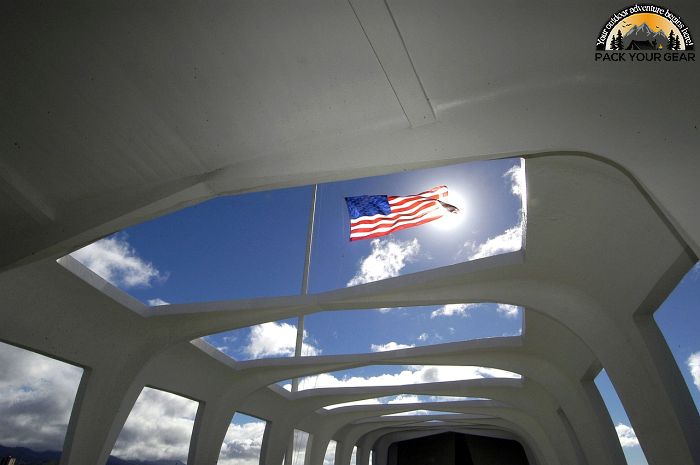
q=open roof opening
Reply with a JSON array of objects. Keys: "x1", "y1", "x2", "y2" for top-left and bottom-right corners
[
  {"x1": 200, "y1": 302, "x2": 521, "y2": 362},
  {"x1": 65, "y1": 157, "x2": 525, "y2": 307},
  {"x1": 281, "y1": 365, "x2": 521, "y2": 392},
  {"x1": 324, "y1": 395, "x2": 490, "y2": 410},
  {"x1": 310, "y1": 158, "x2": 525, "y2": 292},
  {"x1": 382, "y1": 410, "x2": 461, "y2": 417},
  {"x1": 203, "y1": 318, "x2": 317, "y2": 361},
  {"x1": 303, "y1": 303, "x2": 522, "y2": 357},
  {"x1": 68, "y1": 186, "x2": 312, "y2": 305}
]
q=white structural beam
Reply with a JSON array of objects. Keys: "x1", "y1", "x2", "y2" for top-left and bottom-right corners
[
  {"x1": 2, "y1": 1, "x2": 700, "y2": 463},
  {"x1": 348, "y1": 0, "x2": 435, "y2": 127}
]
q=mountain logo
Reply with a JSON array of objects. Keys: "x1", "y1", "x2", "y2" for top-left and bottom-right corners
[{"x1": 595, "y1": 4, "x2": 694, "y2": 61}]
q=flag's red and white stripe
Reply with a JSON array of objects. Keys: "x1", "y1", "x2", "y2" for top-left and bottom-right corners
[{"x1": 349, "y1": 186, "x2": 450, "y2": 241}]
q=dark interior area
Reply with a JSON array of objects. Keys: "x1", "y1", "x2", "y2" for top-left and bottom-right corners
[{"x1": 388, "y1": 432, "x2": 529, "y2": 465}]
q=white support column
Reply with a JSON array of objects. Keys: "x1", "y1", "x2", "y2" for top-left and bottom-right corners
[
  {"x1": 187, "y1": 399, "x2": 235, "y2": 465},
  {"x1": 266, "y1": 422, "x2": 296, "y2": 465},
  {"x1": 303, "y1": 434, "x2": 316, "y2": 465},
  {"x1": 60, "y1": 366, "x2": 146, "y2": 465},
  {"x1": 356, "y1": 444, "x2": 371, "y2": 465},
  {"x1": 304, "y1": 432, "x2": 331, "y2": 465},
  {"x1": 602, "y1": 317, "x2": 700, "y2": 465},
  {"x1": 334, "y1": 440, "x2": 356, "y2": 465}
]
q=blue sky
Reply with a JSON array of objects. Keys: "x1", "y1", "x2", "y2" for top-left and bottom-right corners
[
  {"x1": 594, "y1": 263, "x2": 700, "y2": 465},
  {"x1": 69, "y1": 157, "x2": 523, "y2": 304},
  {"x1": 207, "y1": 303, "x2": 522, "y2": 362},
  {"x1": 654, "y1": 265, "x2": 700, "y2": 411},
  {"x1": 1, "y1": 157, "x2": 698, "y2": 465}
]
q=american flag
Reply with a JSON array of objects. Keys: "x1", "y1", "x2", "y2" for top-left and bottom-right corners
[{"x1": 345, "y1": 186, "x2": 458, "y2": 241}]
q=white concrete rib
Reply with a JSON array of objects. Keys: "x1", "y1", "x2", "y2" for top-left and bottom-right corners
[{"x1": 2, "y1": 155, "x2": 698, "y2": 465}]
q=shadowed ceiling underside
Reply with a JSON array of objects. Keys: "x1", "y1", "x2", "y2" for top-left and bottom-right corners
[{"x1": 1, "y1": 1, "x2": 699, "y2": 465}]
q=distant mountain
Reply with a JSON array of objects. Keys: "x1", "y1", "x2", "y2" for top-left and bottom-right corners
[
  {"x1": 105, "y1": 455, "x2": 132, "y2": 465},
  {"x1": 623, "y1": 22, "x2": 668, "y2": 49},
  {"x1": 0, "y1": 445, "x2": 60, "y2": 464},
  {"x1": 0, "y1": 445, "x2": 185, "y2": 465},
  {"x1": 122, "y1": 461, "x2": 186, "y2": 465}
]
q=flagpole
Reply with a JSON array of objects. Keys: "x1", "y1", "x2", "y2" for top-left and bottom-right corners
[
  {"x1": 286, "y1": 184, "x2": 317, "y2": 465},
  {"x1": 292, "y1": 184, "x2": 317, "y2": 389},
  {"x1": 300, "y1": 184, "x2": 317, "y2": 297}
]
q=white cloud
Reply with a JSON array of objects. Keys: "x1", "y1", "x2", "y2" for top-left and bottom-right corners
[
  {"x1": 290, "y1": 430, "x2": 310, "y2": 465},
  {"x1": 296, "y1": 365, "x2": 520, "y2": 391},
  {"x1": 0, "y1": 342, "x2": 83, "y2": 451},
  {"x1": 323, "y1": 440, "x2": 337, "y2": 465},
  {"x1": 615, "y1": 423, "x2": 640, "y2": 448},
  {"x1": 466, "y1": 224, "x2": 523, "y2": 260},
  {"x1": 385, "y1": 409, "x2": 432, "y2": 416},
  {"x1": 431, "y1": 302, "x2": 520, "y2": 320},
  {"x1": 325, "y1": 398, "x2": 384, "y2": 410},
  {"x1": 505, "y1": 163, "x2": 526, "y2": 199},
  {"x1": 0, "y1": 354, "x2": 203, "y2": 463},
  {"x1": 502, "y1": 328, "x2": 523, "y2": 337},
  {"x1": 71, "y1": 234, "x2": 167, "y2": 288},
  {"x1": 429, "y1": 395, "x2": 479, "y2": 402},
  {"x1": 112, "y1": 387, "x2": 198, "y2": 462},
  {"x1": 378, "y1": 307, "x2": 403, "y2": 313},
  {"x1": 244, "y1": 322, "x2": 320, "y2": 358},
  {"x1": 347, "y1": 238, "x2": 420, "y2": 286},
  {"x1": 417, "y1": 333, "x2": 429, "y2": 342},
  {"x1": 218, "y1": 419, "x2": 267, "y2": 465},
  {"x1": 688, "y1": 352, "x2": 700, "y2": 390},
  {"x1": 300, "y1": 341, "x2": 320, "y2": 356},
  {"x1": 387, "y1": 394, "x2": 421, "y2": 404},
  {"x1": 325, "y1": 394, "x2": 480, "y2": 410},
  {"x1": 147, "y1": 298, "x2": 169, "y2": 306},
  {"x1": 496, "y1": 303, "x2": 520, "y2": 318},
  {"x1": 370, "y1": 342, "x2": 415, "y2": 352},
  {"x1": 430, "y1": 303, "x2": 478, "y2": 318},
  {"x1": 462, "y1": 164, "x2": 525, "y2": 261}
]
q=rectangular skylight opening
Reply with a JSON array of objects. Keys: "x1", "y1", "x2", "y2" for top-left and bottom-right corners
[
  {"x1": 280, "y1": 365, "x2": 520, "y2": 392},
  {"x1": 324, "y1": 395, "x2": 490, "y2": 410},
  {"x1": 202, "y1": 317, "x2": 316, "y2": 361},
  {"x1": 303, "y1": 303, "x2": 522, "y2": 357},
  {"x1": 61, "y1": 157, "x2": 525, "y2": 311},
  {"x1": 310, "y1": 158, "x2": 526, "y2": 293},
  {"x1": 64, "y1": 185, "x2": 313, "y2": 306}
]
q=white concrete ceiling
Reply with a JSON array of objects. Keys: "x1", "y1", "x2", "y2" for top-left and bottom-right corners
[{"x1": 1, "y1": 1, "x2": 699, "y2": 465}]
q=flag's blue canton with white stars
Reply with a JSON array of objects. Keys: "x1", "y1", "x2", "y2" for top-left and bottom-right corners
[
  {"x1": 344, "y1": 186, "x2": 452, "y2": 241},
  {"x1": 345, "y1": 195, "x2": 391, "y2": 219}
]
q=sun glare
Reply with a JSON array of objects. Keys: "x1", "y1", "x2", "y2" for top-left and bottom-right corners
[{"x1": 431, "y1": 189, "x2": 467, "y2": 231}]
